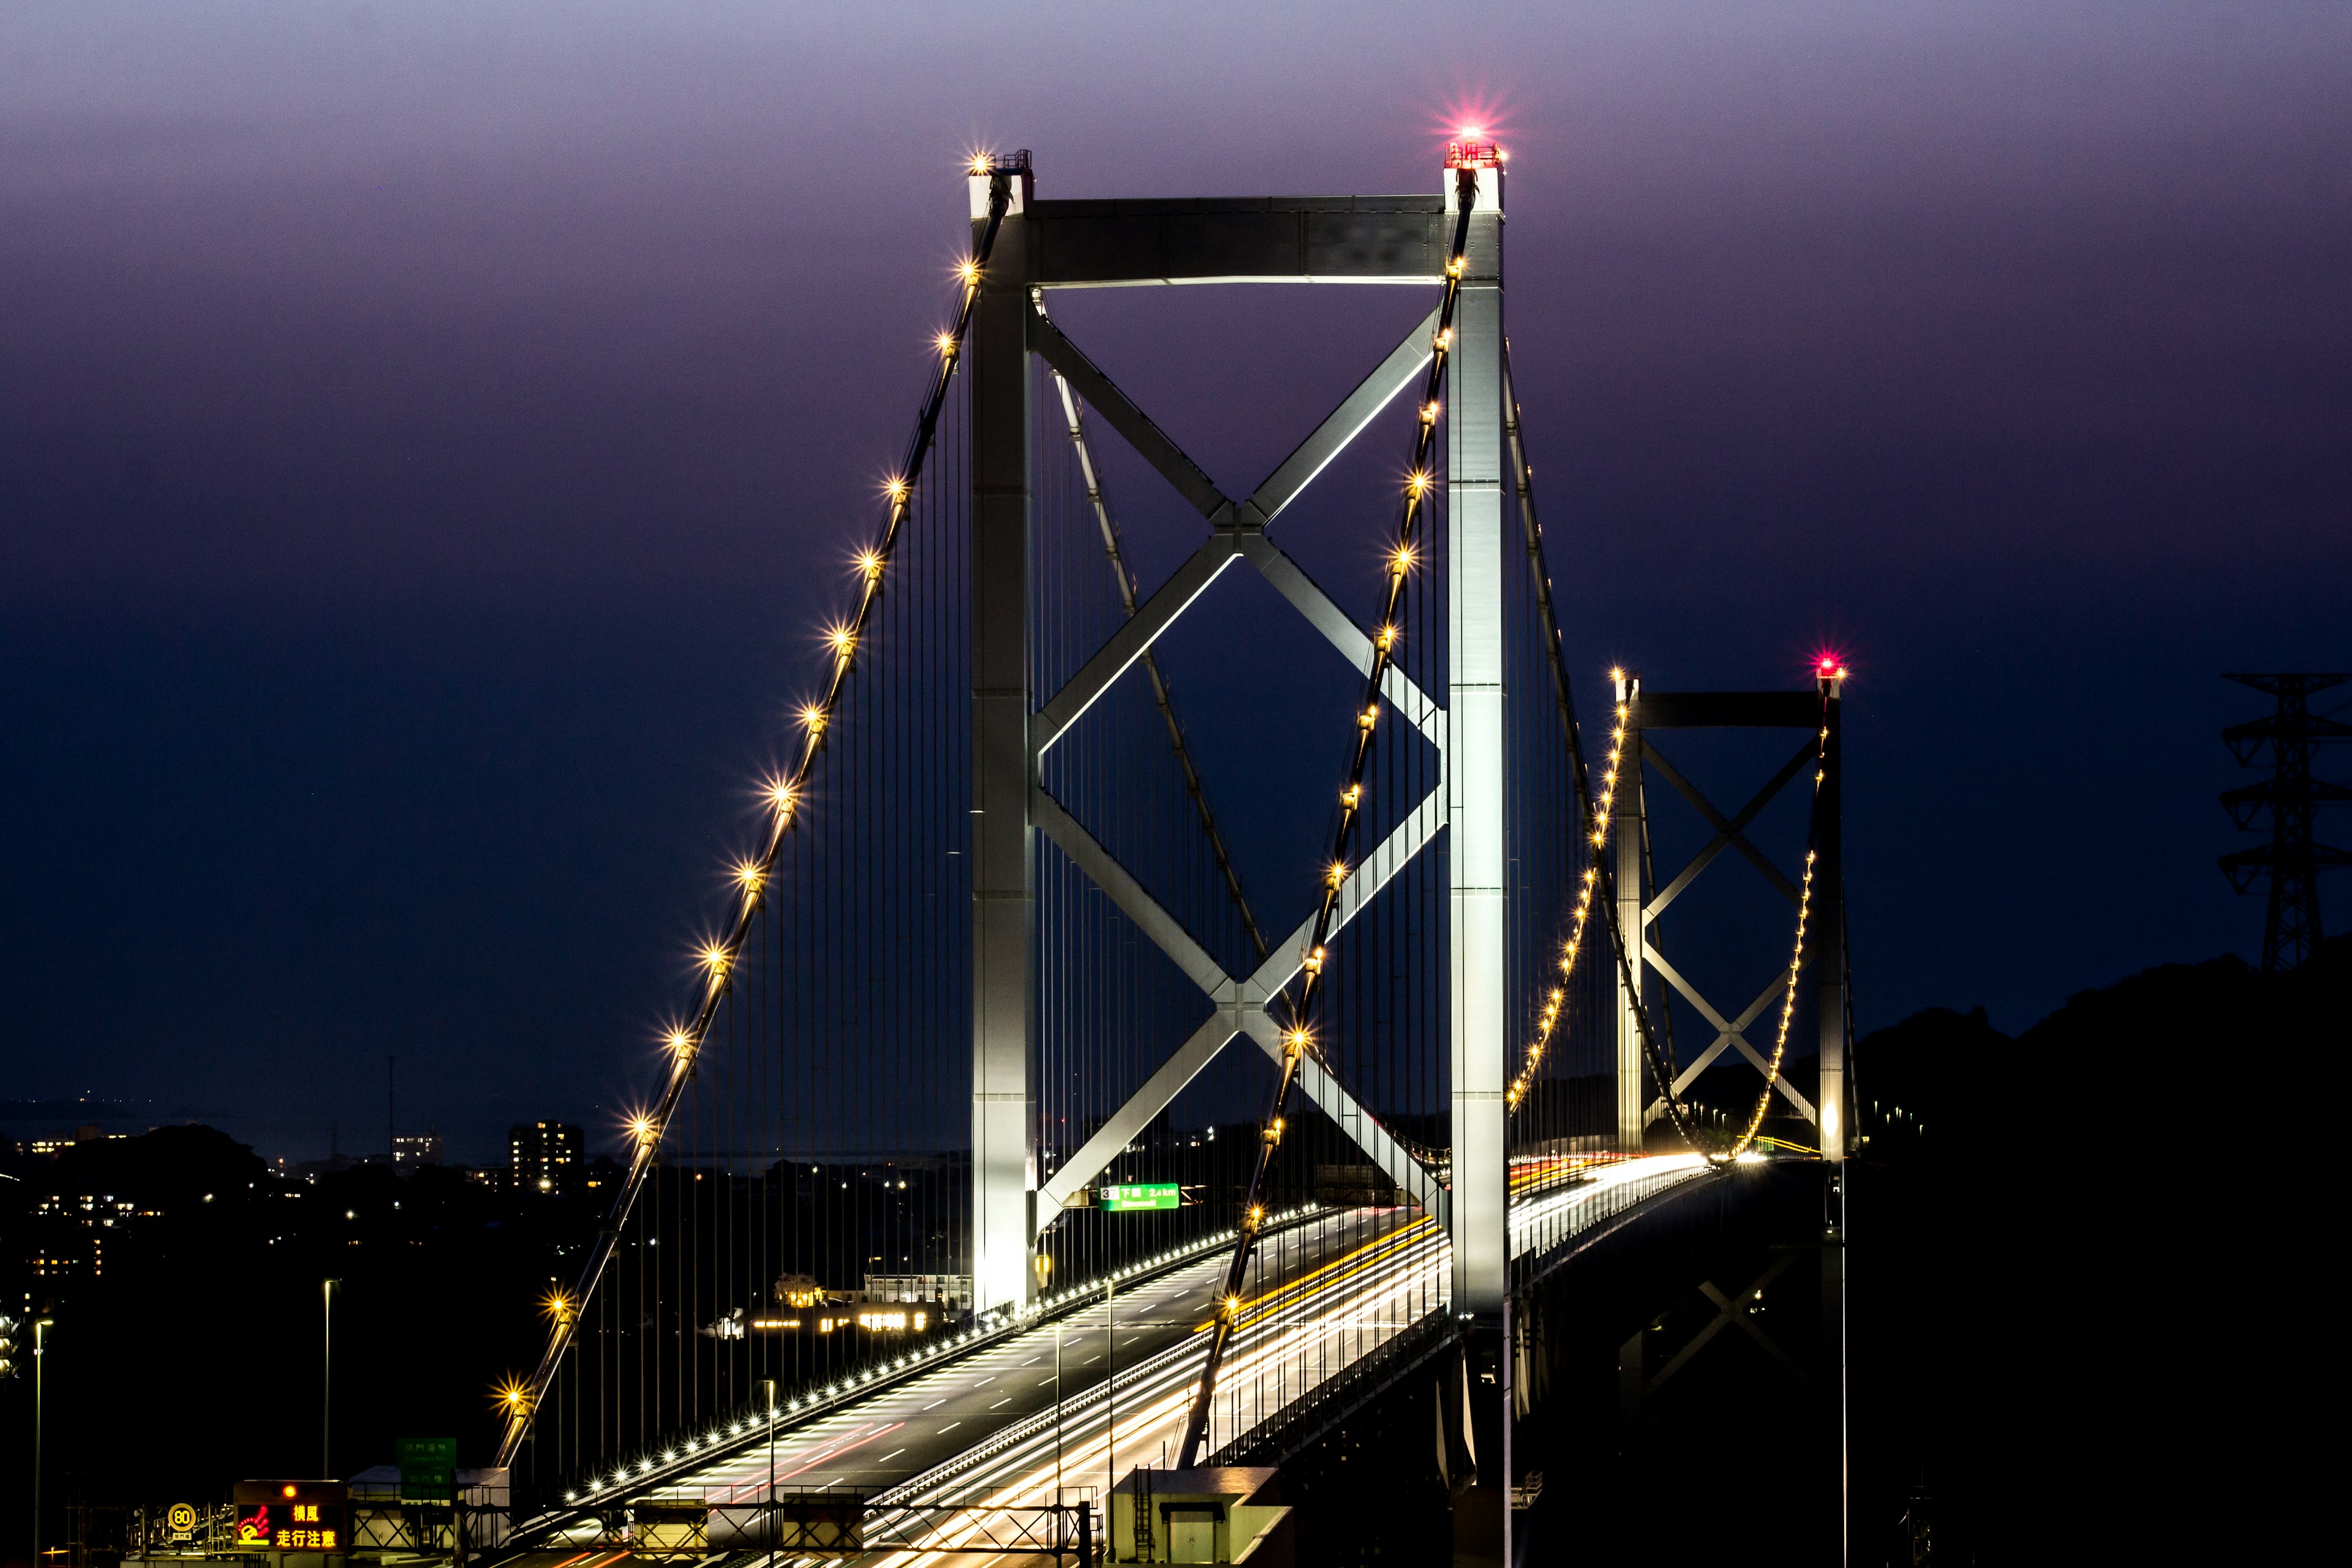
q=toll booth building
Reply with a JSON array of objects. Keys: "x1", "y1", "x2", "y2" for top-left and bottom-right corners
[{"x1": 1109, "y1": 1468, "x2": 1292, "y2": 1564}]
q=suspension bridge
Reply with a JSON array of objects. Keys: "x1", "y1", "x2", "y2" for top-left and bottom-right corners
[{"x1": 477, "y1": 140, "x2": 1855, "y2": 1567}]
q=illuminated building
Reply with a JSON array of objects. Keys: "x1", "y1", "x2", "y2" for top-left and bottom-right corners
[
  {"x1": 508, "y1": 1121, "x2": 584, "y2": 1195},
  {"x1": 391, "y1": 1129, "x2": 443, "y2": 1167}
]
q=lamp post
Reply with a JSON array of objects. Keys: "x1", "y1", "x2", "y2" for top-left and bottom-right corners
[
  {"x1": 760, "y1": 1378, "x2": 777, "y2": 1566},
  {"x1": 32, "y1": 1316, "x2": 54, "y2": 1568},
  {"x1": 1104, "y1": 1276, "x2": 1115, "y2": 1501},
  {"x1": 1037, "y1": 1250, "x2": 1061, "y2": 1506},
  {"x1": 322, "y1": 1280, "x2": 340, "y2": 1477}
]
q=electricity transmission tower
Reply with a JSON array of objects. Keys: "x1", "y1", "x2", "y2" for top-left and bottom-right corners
[{"x1": 2220, "y1": 673, "x2": 2352, "y2": 970}]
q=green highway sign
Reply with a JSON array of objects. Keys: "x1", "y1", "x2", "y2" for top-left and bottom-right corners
[
  {"x1": 1098, "y1": 1183, "x2": 1182, "y2": 1212},
  {"x1": 396, "y1": 1436, "x2": 458, "y2": 1504}
]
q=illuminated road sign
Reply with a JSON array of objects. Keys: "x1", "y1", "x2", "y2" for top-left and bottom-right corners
[
  {"x1": 231, "y1": 1483, "x2": 347, "y2": 1551},
  {"x1": 1098, "y1": 1183, "x2": 1182, "y2": 1212},
  {"x1": 397, "y1": 1437, "x2": 458, "y2": 1504}
]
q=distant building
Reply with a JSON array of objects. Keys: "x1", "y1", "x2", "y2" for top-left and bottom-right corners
[
  {"x1": 22, "y1": 1125, "x2": 110, "y2": 1158},
  {"x1": 864, "y1": 1273, "x2": 973, "y2": 1316},
  {"x1": 393, "y1": 1129, "x2": 444, "y2": 1167},
  {"x1": 509, "y1": 1121, "x2": 584, "y2": 1195}
]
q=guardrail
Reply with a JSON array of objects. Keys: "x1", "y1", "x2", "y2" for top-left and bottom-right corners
[{"x1": 526, "y1": 1209, "x2": 1322, "y2": 1541}]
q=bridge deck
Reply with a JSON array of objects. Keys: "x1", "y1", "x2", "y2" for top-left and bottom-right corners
[{"x1": 525, "y1": 1156, "x2": 1714, "y2": 1561}]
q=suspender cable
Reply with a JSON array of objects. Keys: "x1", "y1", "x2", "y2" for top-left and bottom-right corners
[
  {"x1": 497, "y1": 165, "x2": 1018, "y2": 1469},
  {"x1": 1175, "y1": 167, "x2": 1479, "y2": 1470},
  {"x1": 1046, "y1": 355, "x2": 1270, "y2": 963}
]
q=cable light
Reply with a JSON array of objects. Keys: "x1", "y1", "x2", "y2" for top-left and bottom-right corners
[
  {"x1": 1178, "y1": 152, "x2": 1488, "y2": 1473},
  {"x1": 1721, "y1": 689, "x2": 1837, "y2": 1158},
  {"x1": 495, "y1": 157, "x2": 1025, "y2": 1474},
  {"x1": 1507, "y1": 695, "x2": 1632, "y2": 1110}
]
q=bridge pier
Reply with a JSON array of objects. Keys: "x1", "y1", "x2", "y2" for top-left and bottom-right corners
[{"x1": 1450, "y1": 1311, "x2": 1512, "y2": 1568}]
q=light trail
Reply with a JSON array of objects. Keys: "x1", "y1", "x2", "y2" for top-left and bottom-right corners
[{"x1": 541, "y1": 1158, "x2": 1716, "y2": 1562}]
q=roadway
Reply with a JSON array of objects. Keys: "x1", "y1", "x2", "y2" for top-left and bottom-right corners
[{"x1": 533, "y1": 1153, "x2": 1712, "y2": 1562}]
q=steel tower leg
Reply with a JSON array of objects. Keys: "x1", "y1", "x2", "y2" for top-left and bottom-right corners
[
  {"x1": 970, "y1": 188, "x2": 1036, "y2": 1316},
  {"x1": 1447, "y1": 183, "x2": 1508, "y2": 1323},
  {"x1": 1816, "y1": 675, "x2": 1849, "y2": 1566},
  {"x1": 1613, "y1": 673, "x2": 1647, "y2": 1152},
  {"x1": 1446, "y1": 167, "x2": 1510, "y2": 1568},
  {"x1": 1817, "y1": 679, "x2": 1845, "y2": 1161}
]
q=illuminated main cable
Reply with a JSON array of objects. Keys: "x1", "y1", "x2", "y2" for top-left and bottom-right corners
[
  {"x1": 1507, "y1": 687, "x2": 1631, "y2": 1109},
  {"x1": 1721, "y1": 665, "x2": 1841, "y2": 1159},
  {"x1": 1175, "y1": 145, "x2": 1489, "y2": 1471},
  {"x1": 494, "y1": 155, "x2": 1023, "y2": 1470},
  {"x1": 1592, "y1": 669, "x2": 1841, "y2": 1163}
]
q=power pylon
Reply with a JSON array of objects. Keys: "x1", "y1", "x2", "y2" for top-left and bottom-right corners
[{"x1": 2219, "y1": 673, "x2": 2352, "y2": 971}]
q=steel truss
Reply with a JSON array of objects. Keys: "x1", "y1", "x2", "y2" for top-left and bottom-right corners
[{"x1": 1021, "y1": 315, "x2": 1452, "y2": 1230}]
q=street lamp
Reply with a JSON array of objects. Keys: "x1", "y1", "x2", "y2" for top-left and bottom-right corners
[
  {"x1": 322, "y1": 1280, "x2": 340, "y2": 1477},
  {"x1": 759, "y1": 1379, "x2": 777, "y2": 1566},
  {"x1": 33, "y1": 1316, "x2": 55, "y2": 1567}
]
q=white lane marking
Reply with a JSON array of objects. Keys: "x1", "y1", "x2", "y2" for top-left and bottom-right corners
[
  {"x1": 970, "y1": 1376, "x2": 995, "y2": 1387},
  {"x1": 938, "y1": 1422, "x2": 960, "y2": 1433},
  {"x1": 922, "y1": 1400, "x2": 946, "y2": 1411},
  {"x1": 989, "y1": 1398, "x2": 1011, "y2": 1409},
  {"x1": 879, "y1": 1448, "x2": 905, "y2": 1463}
]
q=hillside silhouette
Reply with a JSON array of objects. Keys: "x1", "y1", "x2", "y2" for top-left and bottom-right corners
[{"x1": 1849, "y1": 933, "x2": 2344, "y2": 1562}]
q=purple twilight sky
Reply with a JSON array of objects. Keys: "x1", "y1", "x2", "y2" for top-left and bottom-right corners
[{"x1": 2, "y1": 2, "x2": 2346, "y2": 1159}]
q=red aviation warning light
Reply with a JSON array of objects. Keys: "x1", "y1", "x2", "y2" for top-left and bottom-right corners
[
  {"x1": 1446, "y1": 129, "x2": 1506, "y2": 170},
  {"x1": 1449, "y1": 129, "x2": 1505, "y2": 170},
  {"x1": 1814, "y1": 651, "x2": 1850, "y2": 682},
  {"x1": 1444, "y1": 129, "x2": 1506, "y2": 216}
]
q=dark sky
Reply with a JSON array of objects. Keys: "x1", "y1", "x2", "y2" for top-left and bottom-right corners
[{"x1": 3, "y1": 3, "x2": 2346, "y2": 1161}]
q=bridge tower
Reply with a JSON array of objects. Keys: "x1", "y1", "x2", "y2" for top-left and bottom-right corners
[
  {"x1": 1608, "y1": 677, "x2": 1849, "y2": 1159},
  {"x1": 962, "y1": 154, "x2": 1513, "y2": 1330},
  {"x1": 1607, "y1": 668, "x2": 1853, "y2": 1561}
]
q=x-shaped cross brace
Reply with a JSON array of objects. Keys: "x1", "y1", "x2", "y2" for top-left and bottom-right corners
[
  {"x1": 1642, "y1": 1249, "x2": 1810, "y2": 1395},
  {"x1": 1022, "y1": 306, "x2": 1453, "y2": 1239},
  {"x1": 1638, "y1": 734, "x2": 1820, "y2": 1128}
]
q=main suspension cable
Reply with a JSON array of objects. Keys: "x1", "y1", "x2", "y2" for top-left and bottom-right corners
[
  {"x1": 1175, "y1": 165, "x2": 1480, "y2": 1471},
  {"x1": 1723, "y1": 690, "x2": 1830, "y2": 1158},
  {"x1": 1494, "y1": 358, "x2": 1831, "y2": 1163},
  {"x1": 1505, "y1": 692, "x2": 1627, "y2": 1112},
  {"x1": 1585, "y1": 681, "x2": 1833, "y2": 1162},
  {"x1": 1495, "y1": 350, "x2": 1607, "y2": 1122},
  {"x1": 497, "y1": 160, "x2": 1020, "y2": 1469}
]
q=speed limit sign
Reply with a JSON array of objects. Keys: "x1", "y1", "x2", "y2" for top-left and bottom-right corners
[{"x1": 166, "y1": 1504, "x2": 197, "y2": 1537}]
